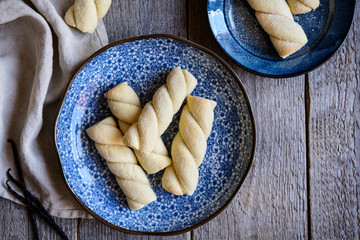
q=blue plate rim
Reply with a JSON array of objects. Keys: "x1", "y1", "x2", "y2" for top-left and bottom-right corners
[
  {"x1": 54, "y1": 34, "x2": 257, "y2": 235},
  {"x1": 207, "y1": 0, "x2": 357, "y2": 78}
]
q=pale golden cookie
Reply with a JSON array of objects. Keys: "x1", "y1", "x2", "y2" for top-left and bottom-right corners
[
  {"x1": 105, "y1": 82, "x2": 172, "y2": 174},
  {"x1": 162, "y1": 96, "x2": 216, "y2": 195},
  {"x1": 87, "y1": 117, "x2": 156, "y2": 210}
]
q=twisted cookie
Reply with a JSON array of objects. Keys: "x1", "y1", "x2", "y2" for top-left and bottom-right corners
[
  {"x1": 64, "y1": 0, "x2": 111, "y2": 33},
  {"x1": 287, "y1": 0, "x2": 320, "y2": 14},
  {"x1": 247, "y1": 0, "x2": 308, "y2": 58},
  {"x1": 162, "y1": 96, "x2": 216, "y2": 195},
  {"x1": 86, "y1": 117, "x2": 156, "y2": 210},
  {"x1": 123, "y1": 67, "x2": 198, "y2": 154},
  {"x1": 105, "y1": 82, "x2": 172, "y2": 174},
  {"x1": 105, "y1": 82, "x2": 142, "y2": 125}
]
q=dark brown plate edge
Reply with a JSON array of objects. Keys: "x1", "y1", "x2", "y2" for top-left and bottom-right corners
[{"x1": 53, "y1": 34, "x2": 257, "y2": 236}]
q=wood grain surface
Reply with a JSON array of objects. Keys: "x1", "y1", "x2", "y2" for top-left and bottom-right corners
[
  {"x1": 0, "y1": 0, "x2": 358, "y2": 239},
  {"x1": 1, "y1": 199, "x2": 30, "y2": 240},
  {"x1": 307, "y1": 0, "x2": 360, "y2": 238}
]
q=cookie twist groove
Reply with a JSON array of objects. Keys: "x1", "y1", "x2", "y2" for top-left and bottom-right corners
[
  {"x1": 86, "y1": 117, "x2": 156, "y2": 210},
  {"x1": 287, "y1": 0, "x2": 320, "y2": 14},
  {"x1": 162, "y1": 96, "x2": 216, "y2": 195},
  {"x1": 123, "y1": 67, "x2": 197, "y2": 154},
  {"x1": 105, "y1": 82, "x2": 172, "y2": 174},
  {"x1": 247, "y1": 0, "x2": 308, "y2": 58}
]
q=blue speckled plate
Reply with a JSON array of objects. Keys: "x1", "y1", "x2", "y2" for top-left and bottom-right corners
[
  {"x1": 208, "y1": 0, "x2": 356, "y2": 77},
  {"x1": 54, "y1": 35, "x2": 255, "y2": 235}
]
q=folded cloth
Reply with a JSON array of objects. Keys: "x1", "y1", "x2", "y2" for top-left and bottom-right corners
[{"x1": 0, "y1": 0, "x2": 108, "y2": 218}]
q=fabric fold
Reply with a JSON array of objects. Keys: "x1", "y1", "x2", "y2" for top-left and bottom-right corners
[{"x1": 0, "y1": 0, "x2": 108, "y2": 218}]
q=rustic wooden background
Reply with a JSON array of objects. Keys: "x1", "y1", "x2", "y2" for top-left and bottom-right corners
[{"x1": 1, "y1": 0, "x2": 359, "y2": 239}]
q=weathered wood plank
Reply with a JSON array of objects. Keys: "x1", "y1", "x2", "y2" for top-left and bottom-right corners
[
  {"x1": 36, "y1": 216, "x2": 78, "y2": 240},
  {"x1": 307, "y1": 2, "x2": 360, "y2": 238},
  {"x1": 230, "y1": 76, "x2": 307, "y2": 240},
  {"x1": 77, "y1": 0, "x2": 189, "y2": 239},
  {"x1": 188, "y1": 1, "x2": 308, "y2": 239},
  {"x1": 103, "y1": 0, "x2": 187, "y2": 43},
  {"x1": 0, "y1": 197, "x2": 29, "y2": 240},
  {"x1": 0, "y1": 197, "x2": 78, "y2": 240}
]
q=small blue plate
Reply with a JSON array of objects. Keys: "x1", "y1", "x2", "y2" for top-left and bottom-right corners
[
  {"x1": 55, "y1": 35, "x2": 256, "y2": 235},
  {"x1": 208, "y1": 0, "x2": 356, "y2": 77}
]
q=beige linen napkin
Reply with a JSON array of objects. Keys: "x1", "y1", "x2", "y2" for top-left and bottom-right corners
[{"x1": 0, "y1": 0, "x2": 108, "y2": 218}]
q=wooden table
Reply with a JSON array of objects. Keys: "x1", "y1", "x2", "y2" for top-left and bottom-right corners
[{"x1": 1, "y1": 1, "x2": 359, "y2": 239}]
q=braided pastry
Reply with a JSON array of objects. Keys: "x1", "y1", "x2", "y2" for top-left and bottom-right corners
[
  {"x1": 86, "y1": 117, "x2": 156, "y2": 210},
  {"x1": 105, "y1": 82, "x2": 172, "y2": 174},
  {"x1": 162, "y1": 96, "x2": 216, "y2": 195},
  {"x1": 64, "y1": 0, "x2": 111, "y2": 33},
  {"x1": 287, "y1": 0, "x2": 320, "y2": 14},
  {"x1": 247, "y1": 0, "x2": 308, "y2": 58},
  {"x1": 123, "y1": 67, "x2": 198, "y2": 154}
]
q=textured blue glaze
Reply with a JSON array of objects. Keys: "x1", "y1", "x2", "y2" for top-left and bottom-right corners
[
  {"x1": 55, "y1": 37, "x2": 254, "y2": 233},
  {"x1": 208, "y1": 0, "x2": 355, "y2": 77}
]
